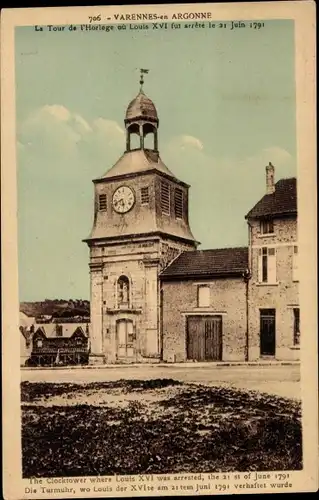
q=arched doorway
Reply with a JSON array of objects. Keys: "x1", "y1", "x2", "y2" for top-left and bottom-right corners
[{"x1": 116, "y1": 319, "x2": 135, "y2": 360}]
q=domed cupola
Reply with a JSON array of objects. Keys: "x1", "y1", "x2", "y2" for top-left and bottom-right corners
[
  {"x1": 125, "y1": 69, "x2": 159, "y2": 153},
  {"x1": 125, "y1": 91, "x2": 158, "y2": 124}
]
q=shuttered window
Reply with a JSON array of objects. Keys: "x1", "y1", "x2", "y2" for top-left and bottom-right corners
[
  {"x1": 198, "y1": 285, "x2": 210, "y2": 307},
  {"x1": 99, "y1": 194, "x2": 107, "y2": 211},
  {"x1": 293, "y1": 307, "x2": 300, "y2": 345},
  {"x1": 258, "y1": 247, "x2": 276, "y2": 284},
  {"x1": 261, "y1": 219, "x2": 274, "y2": 234},
  {"x1": 293, "y1": 308, "x2": 300, "y2": 345},
  {"x1": 174, "y1": 188, "x2": 183, "y2": 219},
  {"x1": 293, "y1": 245, "x2": 299, "y2": 281},
  {"x1": 56, "y1": 325, "x2": 63, "y2": 337},
  {"x1": 141, "y1": 187, "x2": 149, "y2": 205},
  {"x1": 161, "y1": 181, "x2": 170, "y2": 215}
]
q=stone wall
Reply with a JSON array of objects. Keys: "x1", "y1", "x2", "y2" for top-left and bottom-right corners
[
  {"x1": 89, "y1": 236, "x2": 195, "y2": 364},
  {"x1": 248, "y1": 216, "x2": 299, "y2": 360},
  {"x1": 161, "y1": 277, "x2": 247, "y2": 362}
]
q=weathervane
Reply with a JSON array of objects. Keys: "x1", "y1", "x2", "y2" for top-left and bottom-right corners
[{"x1": 139, "y1": 68, "x2": 149, "y2": 91}]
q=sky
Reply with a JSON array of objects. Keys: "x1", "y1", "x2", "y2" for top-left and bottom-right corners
[{"x1": 15, "y1": 19, "x2": 296, "y2": 301}]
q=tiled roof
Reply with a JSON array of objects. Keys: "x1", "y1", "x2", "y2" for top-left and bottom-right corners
[
  {"x1": 34, "y1": 323, "x2": 90, "y2": 338},
  {"x1": 125, "y1": 90, "x2": 158, "y2": 122},
  {"x1": 245, "y1": 178, "x2": 297, "y2": 219},
  {"x1": 160, "y1": 247, "x2": 248, "y2": 279}
]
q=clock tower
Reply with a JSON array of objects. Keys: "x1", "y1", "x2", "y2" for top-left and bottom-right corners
[{"x1": 84, "y1": 74, "x2": 197, "y2": 364}]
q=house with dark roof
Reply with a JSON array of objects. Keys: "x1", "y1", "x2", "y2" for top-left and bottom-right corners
[
  {"x1": 28, "y1": 323, "x2": 90, "y2": 367},
  {"x1": 245, "y1": 163, "x2": 299, "y2": 361},
  {"x1": 20, "y1": 318, "x2": 91, "y2": 366},
  {"x1": 159, "y1": 163, "x2": 299, "y2": 362},
  {"x1": 160, "y1": 248, "x2": 249, "y2": 362}
]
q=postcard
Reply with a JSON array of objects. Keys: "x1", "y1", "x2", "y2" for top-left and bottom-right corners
[{"x1": 1, "y1": 2, "x2": 317, "y2": 498}]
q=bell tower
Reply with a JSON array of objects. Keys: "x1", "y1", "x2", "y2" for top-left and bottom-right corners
[
  {"x1": 84, "y1": 71, "x2": 197, "y2": 365},
  {"x1": 125, "y1": 69, "x2": 159, "y2": 153}
]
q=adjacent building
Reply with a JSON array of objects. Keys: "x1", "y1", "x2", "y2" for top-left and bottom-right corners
[
  {"x1": 245, "y1": 165, "x2": 299, "y2": 361},
  {"x1": 160, "y1": 248, "x2": 249, "y2": 362}
]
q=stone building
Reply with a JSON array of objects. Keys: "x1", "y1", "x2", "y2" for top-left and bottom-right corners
[
  {"x1": 245, "y1": 164, "x2": 299, "y2": 361},
  {"x1": 160, "y1": 165, "x2": 299, "y2": 363},
  {"x1": 84, "y1": 83, "x2": 299, "y2": 364},
  {"x1": 160, "y1": 248, "x2": 249, "y2": 362}
]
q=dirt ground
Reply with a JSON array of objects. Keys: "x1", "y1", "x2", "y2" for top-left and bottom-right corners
[
  {"x1": 21, "y1": 363, "x2": 301, "y2": 400},
  {"x1": 21, "y1": 379, "x2": 302, "y2": 477}
]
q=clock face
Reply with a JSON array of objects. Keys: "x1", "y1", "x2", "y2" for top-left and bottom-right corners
[{"x1": 112, "y1": 186, "x2": 135, "y2": 214}]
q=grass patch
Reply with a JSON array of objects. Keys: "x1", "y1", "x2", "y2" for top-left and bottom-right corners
[{"x1": 21, "y1": 380, "x2": 302, "y2": 477}]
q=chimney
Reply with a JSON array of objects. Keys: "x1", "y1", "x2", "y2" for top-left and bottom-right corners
[{"x1": 266, "y1": 162, "x2": 275, "y2": 194}]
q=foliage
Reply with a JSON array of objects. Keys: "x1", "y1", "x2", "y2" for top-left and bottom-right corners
[{"x1": 20, "y1": 299, "x2": 90, "y2": 319}]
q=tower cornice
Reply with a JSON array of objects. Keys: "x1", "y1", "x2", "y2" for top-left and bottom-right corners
[
  {"x1": 93, "y1": 167, "x2": 190, "y2": 188},
  {"x1": 83, "y1": 230, "x2": 199, "y2": 247}
]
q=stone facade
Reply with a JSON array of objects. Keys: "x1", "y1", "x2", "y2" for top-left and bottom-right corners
[
  {"x1": 247, "y1": 216, "x2": 299, "y2": 361},
  {"x1": 88, "y1": 236, "x2": 195, "y2": 363},
  {"x1": 161, "y1": 277, "x2": 247, "y2": 362}
]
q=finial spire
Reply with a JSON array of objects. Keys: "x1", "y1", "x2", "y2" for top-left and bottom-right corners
[{"x1": 140, "y1": 68, "x2": 149, "y2": 91}]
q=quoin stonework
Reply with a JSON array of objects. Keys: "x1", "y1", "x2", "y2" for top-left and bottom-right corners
[{"x1": 83, "y1": 81, "x2": 299, "y2": 365}]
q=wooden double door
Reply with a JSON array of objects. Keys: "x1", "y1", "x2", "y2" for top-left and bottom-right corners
[
  {"x1": 187, "y1": 315, "x2": 222, "y2": 361},
  {"x1": 116, "y1": 319, "x2": 135, "y2": 360}
]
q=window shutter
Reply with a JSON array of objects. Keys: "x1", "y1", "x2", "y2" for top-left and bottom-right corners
[
  {"x1": 268, "y1": 247, "x2": 276, "y2": 284},
  {"x1": 141, "y1": 187, "x2": 149, "y2": 204},
  {"x1": 258, "y1": 248, "x2": 263, "y2": 282},
  {"x1": 293, "y1": 246, "x2": 298, "y2": 281},
  {"x1": 174, "y1": 188, "x2": 183, "y2": 219},
  {"x1": 161, "y1": 181, "x2": 170, "y2": 215},
  {"x1": 198, "y1": 286, "x2": 210, "y2": 307},
  {"x1": 99, "y1": 194, "x2": 107, "y2": 211}
]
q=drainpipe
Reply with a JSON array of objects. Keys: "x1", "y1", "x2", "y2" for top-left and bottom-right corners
[
  {"x1": 243, "y1": 220, "x2": 253, "y2": 361},
  {"x1": 159, "y1": 285, "x2": 164, "y2": 361}
]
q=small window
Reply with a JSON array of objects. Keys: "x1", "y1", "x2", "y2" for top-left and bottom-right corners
[
  {"x1": 174, "y1": 188, "x2": 183, "y2": 219},
  {"x1": 293, "y1": 308, "x2": 300, "y2": 345},
  {"x1": 161, "y1": 181, "x2": 170, "y2": 215},
  {"x1": 198, "y1": 285, "x2": 210, "y2": 307},
  {"x1": 261, "y1": 219, "x2": 274, "y2": 234},
  {"x1": 99, "y1": 194, "x2": 107, "y2": 211},
  {"x1": 56, "y1": 325, "x2": 63, "y2": 337},
  {"x1": 37, "y1": 339, "x2": 43, "y2": 348},
  {"x1": 141, "y1": 187, "x2": 149, "y2": 205}
]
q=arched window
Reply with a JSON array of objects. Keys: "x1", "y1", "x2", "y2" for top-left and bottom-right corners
[{"x1": 117, "y1": 275, "x2": 130, "y2": 307}]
